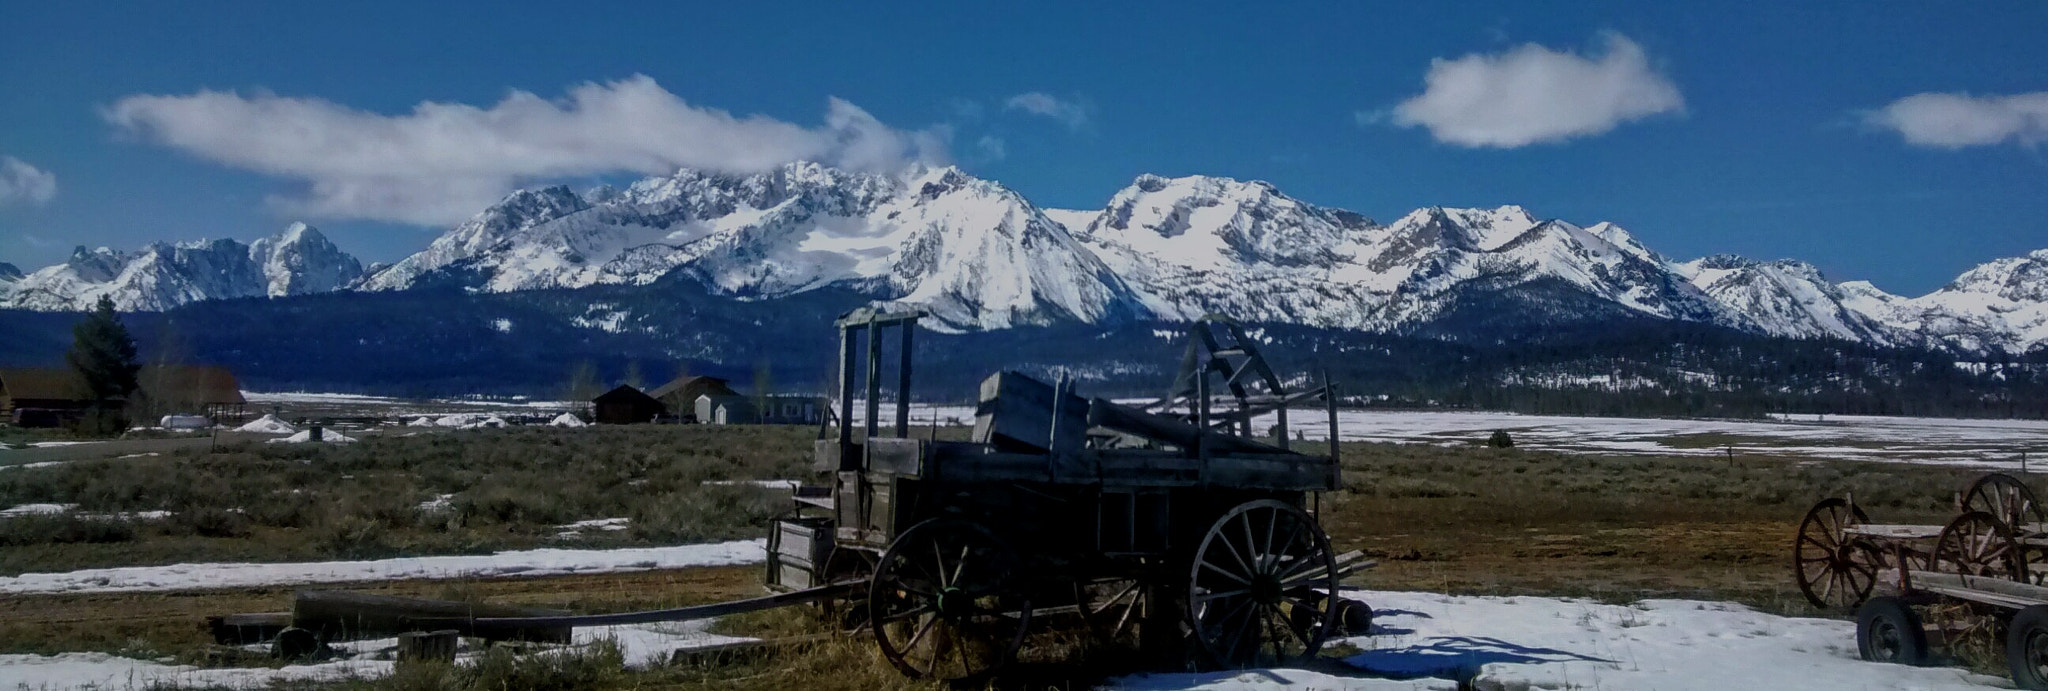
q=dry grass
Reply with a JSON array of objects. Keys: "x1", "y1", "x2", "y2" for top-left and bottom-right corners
[{"x1": 3, "y1": 426, "x2": 2019, "y2": 689}]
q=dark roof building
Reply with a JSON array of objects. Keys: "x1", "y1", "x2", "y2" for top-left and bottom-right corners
[
  {"x1": 648, "y1": 375, "x2": 738, "y2": 420},
  {"x1": 2, "y1": 365, "x2": 248, "y2": 427},
  {"x1": 592, "y1": 384, "x2": 666, "y2": 425}
]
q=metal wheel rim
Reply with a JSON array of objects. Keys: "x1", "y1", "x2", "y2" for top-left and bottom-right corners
[
  {"x1": 867, "y1": 519, "x2": 1032, "y2": 681},
  {"x1": 1871, "y1": 618, "x2": 1903, "y2": 661},
  {"x1": 1793, "y1": 498, "x2": 1877, "y2": 610},
  {"x1": 2029, "y1": 629, "x2": 2048, "y2": 680},
  {"x1": 1187, "y1": 499, "x2": 1338, "y2": 668}
]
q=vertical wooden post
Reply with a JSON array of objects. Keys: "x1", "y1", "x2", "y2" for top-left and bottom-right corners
[
  {"x1": 1276, "y1": 403, "x2": 1290, "y2": 451},
  {"x1": 1324, "y1": 371, "x2": 1339, "y2": 468},
  {"x1": 865, "y1": 318, "x2": 881, "y2": 439},
  {"x1": 895, "y1": 321, "x2": 913, "y2": 438},
  {"x1": 837, "y1": 325, "x2": 856, "y2": 447},
  {"x1": 1196, "y1": 368, "x2": 1210, "y2": 463}
]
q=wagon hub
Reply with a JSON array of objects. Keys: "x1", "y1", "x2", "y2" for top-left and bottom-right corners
[
  {"x1": 935, "y1": 586, "x2": 971, "y2": 618},
  {"x1": 1251, "y1": 572, "x2": 1284, "y2": 605}
]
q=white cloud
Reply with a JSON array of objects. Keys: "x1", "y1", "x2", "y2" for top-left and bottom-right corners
[
  {"x1": 1385, "y1": 32, "x2": 1685, "y2": 148},
  {"x1": 103, "y1": 75, "x2": 949, "y2": 226},
  {"x1": 0, "y1": 156, "x2": 57, "y2": 207},
  {"x1": 1864, "y1": 92, "x2": 2048, "y2": 148},
  {"x1": 1004, "y1": 92, "x2": 1090, "y2": 130}
]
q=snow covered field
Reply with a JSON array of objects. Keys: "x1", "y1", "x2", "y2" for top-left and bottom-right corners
[
  {"x1": 1108, "y1": 590, "x2": 2007, "y2": 690},
  {"x1": 0, "y1": 539, "x2": 765, "y2": 595},
  {"x1": 903, "y1": 405, "x2": 2048, "y2": 468},
  {"x1": 0, "y1": 588, "x2": 2011, "y2": 690}
]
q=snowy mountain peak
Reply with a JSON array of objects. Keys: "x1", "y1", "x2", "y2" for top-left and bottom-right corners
[
  {"x1": 1941, "y1": 250, "x2": 2048, "y2": 303},
  {"x1": 0, "y1": 261, "x2": 20, "y2": 283},
  {"x1": 0, "y1": 226, "x2": 364, "y2": 312},
  {"x1": 248, "y1": 223, "x2": 365, "y2": 296}
]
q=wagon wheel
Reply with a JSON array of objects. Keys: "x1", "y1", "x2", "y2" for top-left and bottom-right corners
[
  {"x1": 1187, "y1": 499, "x2": 1339, "y2": 668},
  {"x1": 1076, "y1": 577, "x2": 1148, "y2": 653},
  {"x1": 1965, "y1": 473, "x2": 2046, "y2": 533},
  {"x1": 868, "y1": 518, "x2": 1033, "y2": 682},
  {"x1": 1793, "y1": 497, "x2": 1879, "y2": 610},
  {"x1": 1929, "y1": 511, "x2": 2025, "y2": 581}
]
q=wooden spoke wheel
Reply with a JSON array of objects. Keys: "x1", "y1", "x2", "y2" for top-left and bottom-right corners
[
  {"x1": 1970, "y1": 474, "x2": 2048, "y2": 586},
  {"x1": 1076, "y1": 577, "x2": 1149, "y2": 653},
  {"x1": 1794, "y1": 497, "x2": 1879, "y2": 610},
  {"x1": 1929, "y1": 511, "x2": 2025, "y2": 581},
  {"x1": 1187, "y1": 499, "x2": 1339, "y2": 668},
  {"x1": 1966, "y1": 473, "x2": 2046, "y2": 533},
  {"x1": 868, "y1": 518, "x2": 1032, "y2": 682}
]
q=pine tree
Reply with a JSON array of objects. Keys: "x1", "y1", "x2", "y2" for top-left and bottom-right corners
[{"x1": 67, "y1": 296, "x2": 140, "y2": 434}]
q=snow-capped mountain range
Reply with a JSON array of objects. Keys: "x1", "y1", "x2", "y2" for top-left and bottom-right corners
[
  {"x1": 3, "y1": 163, "x2": 2043, "y2": 354},
  {"x1": 0, "y1": 223, "x2": 363, "y2": 312}
]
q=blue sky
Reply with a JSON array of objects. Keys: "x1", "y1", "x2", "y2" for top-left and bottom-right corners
[{"x1": 1, "y1": 1, "x2": 2043, "y2": 295}]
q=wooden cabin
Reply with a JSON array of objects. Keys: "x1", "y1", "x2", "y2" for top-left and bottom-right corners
[
  {"x1": 591, "y1": 385, "x2": 665, "y2": 425},
  {"x1": 0, "y1": 368, "x2": 92, "y2": 427},
  {"x1": 1, "y1": 365, "x2": 249, "y2": 427}
]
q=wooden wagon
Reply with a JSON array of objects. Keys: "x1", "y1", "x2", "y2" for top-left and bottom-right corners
[
  {"x1": 766, "y1": 310, "x2": 1370, "y2": 681},
  {"x1": 1797, "y1": 472, "x2": 2048, "y2": 688}
]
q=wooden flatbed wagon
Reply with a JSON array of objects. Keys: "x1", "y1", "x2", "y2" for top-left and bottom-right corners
[
  {"x1": 1796, "y1": 473, "x2": 2048, "y2": 688},
  {"x1": 768, "y1": 310, "x2": 1369, "y2": 681}
]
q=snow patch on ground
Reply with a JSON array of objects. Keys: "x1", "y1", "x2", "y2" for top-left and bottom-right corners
[
  {"x1": 235, "y1": 414, "x2": 297, "y2": 434},
  {"x1": 699, "y1": 479, "x2": 802, "y2": 491},
  {"x1": 0, "y1": 504, "x2": 170, "y2": 521},
  {"x1": 555, "y1": 517, "x2": 631, "y2": 538},
  {"x1": 0, "y1": 539, "x2": 766, "y2": 595},
  {"x1": 1108, "y1": 590, "x2": 2009, "y2": 690}
]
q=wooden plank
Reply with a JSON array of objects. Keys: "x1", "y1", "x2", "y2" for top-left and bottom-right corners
[
  {"x1": 837, "y1": 327, "x2": 855, "y2": 446},
  {"x1": 895, "y1": 322, "x2": 913, "y2": 438},
  {"x1": 1086, "y1": 398, "x2": 1285, "y2": 456},
  {"x1": 475, "y1": 581, "x2": 862, "y2": 628},
  {"x1": 1846, "y1": 524, "x2": 1944, "y2": 539},
  {"x1": 1907, "y1": 570, "x2": 2048, "y2": 608},
  {"x1": 292, "y1": 591, "x2": 572, "y2": 643},
  {"x1": 865, "y1": 321, "x2": 881, "y2": 436}
]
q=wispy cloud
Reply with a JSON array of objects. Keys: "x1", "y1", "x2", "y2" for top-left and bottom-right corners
[
  {"x1": 1004, "y1": 92, "x2": 1091, "y2": 130},
  {"x1": 1863, "y1": 92, "x2": 2048, "y2": 148},
  {"x1": 1378, "y1": 32, "x2": 1684, "y2": 148},
  {"x1": 0, "y1": 156, "x2": 57, "y2": 207},
  {"x1": 103, "y1": 75, "x2": 950, "y2": 226},
  {"x1": 974, "y1": 135, "x2": 1007, "y2": 162}
]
